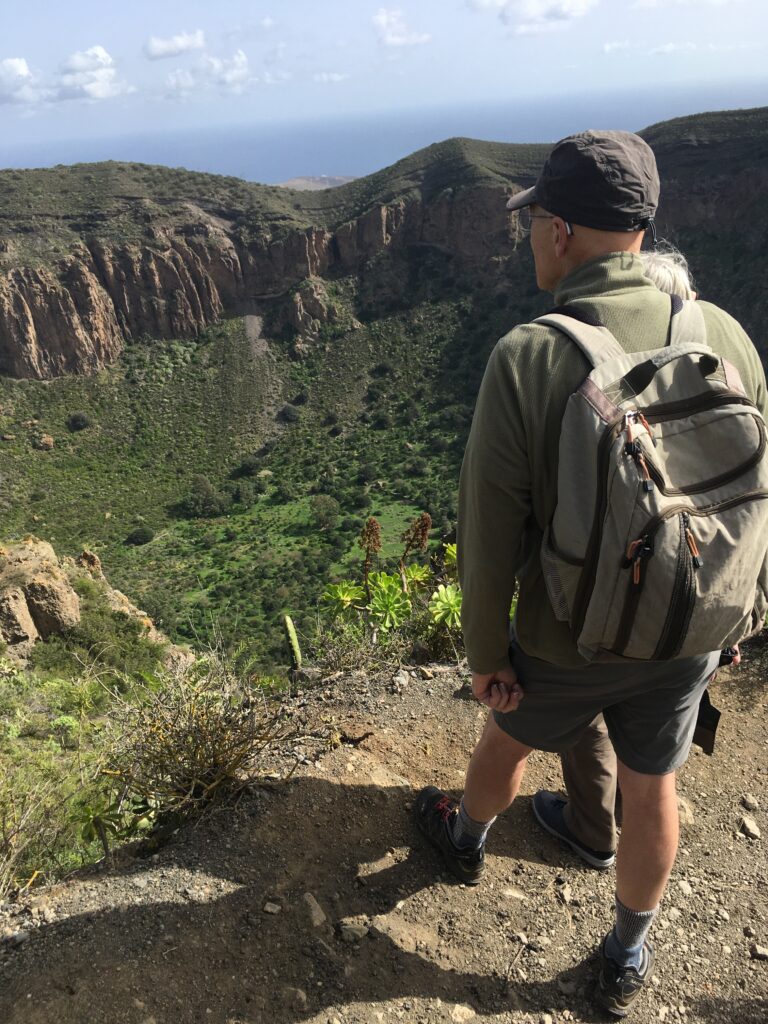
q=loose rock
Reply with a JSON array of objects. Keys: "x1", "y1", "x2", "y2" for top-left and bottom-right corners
[
  {"x1": 740, "y1": 815, "x2": 761, "y2": 840},
  {"x1": 677, "y1": 796, "x2": 695, "y2": 825},
  {"x1": 741, "y1": 793, "x2": 759, "y2": 812},
  {"x1": 263, "y1": 902, "x2": 281, "y2": 915},
  {"x1": 303, "y1": 892, "x2": 327, "y2": 928},
  {"x1": 558, "y1": 883, "x2": 573, "y2": 905},
  {"x1": 450, "y1": 1006, "x2": 475, "y2": 1023},
  {"x1": 750, "y1": 943, "x2": 768, "y2": 961},
  {"x1": 337, "y1": 918, "x2": 369, "y2": 943}
]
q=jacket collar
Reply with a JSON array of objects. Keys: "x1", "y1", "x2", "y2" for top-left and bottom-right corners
[{"x1": 553, "y1": 251, "x2": 655, "y2": 306}]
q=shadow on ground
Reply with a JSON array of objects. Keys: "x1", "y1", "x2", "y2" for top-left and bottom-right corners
[{"x1": 0, "y1": 776, "x2": 611, "y2": 1024}]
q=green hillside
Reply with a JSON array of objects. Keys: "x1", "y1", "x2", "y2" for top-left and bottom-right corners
[{"x1": 2, "y1": 106, "x2": 768, "y2": 667}]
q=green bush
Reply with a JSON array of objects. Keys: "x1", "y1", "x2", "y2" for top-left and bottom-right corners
[
  {"x1": 174, "y1": 475, "x2": 228, "y2": 519},
  {"x1": 125, "y1": 526, "x2": 154, "y2": 546},
  {"x1": 67, "y1": 412, "x2": 91, "y2": 432},
  {"x1": 278, "y1": 404, "x2": 300, "y2": 424},
  {"x1": 233, "y1": 454, "x2": 260, "y2": 478}
]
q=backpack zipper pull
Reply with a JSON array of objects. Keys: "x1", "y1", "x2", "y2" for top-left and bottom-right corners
[
  {"x1": 637, "y1": 451, "x2": 655, "y2": 493},
  {"x1": 625, "y1": 535, "x2": 652, "y2": 584},
  {"x1": 683, "y1": 513, "x2": 703, "y2": 569},
  {"x1": 638, "y1": 412, "x2": 657, "y2": 447}
]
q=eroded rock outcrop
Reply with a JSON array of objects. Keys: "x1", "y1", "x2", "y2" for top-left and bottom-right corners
[
  {"x1": 0, "y1": 185, "x2": 515, "y2": 380},
  {"x1": 0, "y1": 537, "x2": 187, "y2": 666}
]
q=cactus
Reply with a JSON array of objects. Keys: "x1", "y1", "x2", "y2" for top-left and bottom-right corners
[{"x1": 283, "y1": 614, "x2": 302, "y2": 671}]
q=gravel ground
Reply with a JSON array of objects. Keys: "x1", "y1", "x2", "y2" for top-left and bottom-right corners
[{"x1": 0, "y1": 652, "x2": 766, "y2": 1024}]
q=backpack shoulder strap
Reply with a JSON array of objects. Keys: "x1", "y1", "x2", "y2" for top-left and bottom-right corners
[
  {"x1": 534, "y1": 308, "x2": 624, "y2": 368},
  {"x1": 669, "y1": 295, "x2": 706, "y2": 346}
]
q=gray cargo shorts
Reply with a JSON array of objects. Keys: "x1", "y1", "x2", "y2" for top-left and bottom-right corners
[{"x1": 492, "y1": 635, "x2": 720, "y2": 775}]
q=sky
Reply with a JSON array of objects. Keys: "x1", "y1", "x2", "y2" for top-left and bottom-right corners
[{"x1": 0, "y1": 1, "x2": 766, "y2": 180}]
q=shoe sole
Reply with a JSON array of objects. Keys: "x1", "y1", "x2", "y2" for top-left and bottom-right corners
[
  {"x1": 413, "y1": 801, "x2": 485, "y2": 886},
  {"x1": 532, "y1": 796, "x2": 615, "y2": 870}
]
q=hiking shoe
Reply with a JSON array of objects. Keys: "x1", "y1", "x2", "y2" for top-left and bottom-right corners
[
  {"x1": 413, "y1": 786, "x2": 485, "y2": 885},
  {"x1": 597, "y1": 936, "x2": 655, "y2": 1017},
  {"x1": 532, "y1": 790, "x2": 615, "y2": 869}
]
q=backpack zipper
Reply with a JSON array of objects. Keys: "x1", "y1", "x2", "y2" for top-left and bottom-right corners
[
  {"x1": 651, "y1": 512, "x2": 697, "y2": 659},
  {"x1": 643, "y1": 390, "x2": 756, "y2": 423},
  {"x1": 640, "y1": 415, "x2": 766, "y2": 496},
  {"x1": 611, "y1": 494, "x2": 768, "y2": 656}
]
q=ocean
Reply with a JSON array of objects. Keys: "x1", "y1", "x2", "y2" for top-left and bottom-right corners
[{"x1": 0, "y1": 81, "x2": 765, "y2": 183}]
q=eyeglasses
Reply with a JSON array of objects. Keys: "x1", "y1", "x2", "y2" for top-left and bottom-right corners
[{"x1": 517, "y1": 208, "x2": 574, "y2": 236}]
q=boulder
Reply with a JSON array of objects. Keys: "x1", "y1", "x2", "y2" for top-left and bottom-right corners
[
  {"x1": 24, "y1": 568, "x2": 80, "y2": 638},
  {"x1": 0, "y1": 586, "x2": 40, "y2": 655}
]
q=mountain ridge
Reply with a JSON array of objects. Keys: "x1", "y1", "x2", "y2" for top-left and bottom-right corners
[{"x1": 1, "y1": 105, "x2": 767, "y2": 379}]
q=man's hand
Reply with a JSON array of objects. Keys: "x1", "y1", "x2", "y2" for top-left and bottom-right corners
[{"x1": 471, "y1": 666, "x2": 524, "y2": 712}]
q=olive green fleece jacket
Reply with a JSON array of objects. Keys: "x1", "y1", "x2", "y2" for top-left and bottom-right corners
[{"x1": 458, "y1": 251, "x2": 768, "y2": 672}]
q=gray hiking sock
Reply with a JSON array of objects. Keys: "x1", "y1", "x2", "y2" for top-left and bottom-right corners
[
  {"x1": 450, "y1": 798, "x2": 496, "y2": 851},
  {"x1": 605, "y1": 897, "x2": 658, "y2": 970}
]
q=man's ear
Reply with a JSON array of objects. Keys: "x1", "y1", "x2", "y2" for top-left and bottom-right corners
[{"x1": 552, "y1": 217, "x2": 571, "y2": 258}]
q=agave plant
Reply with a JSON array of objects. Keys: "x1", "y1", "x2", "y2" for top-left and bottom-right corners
[
  {"x1": 429, "y1": 583, "x2": 462, "y2": 629},
  {"x1": 368, "y1": 572, "x2": 412, "y2": 631},
  {"x1": 321, "y1": 581, "x2": 366, "y2": 619}
]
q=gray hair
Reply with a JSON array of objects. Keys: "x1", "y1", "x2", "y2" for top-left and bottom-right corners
[{"x1": 639, "y1": 243, "x2": 696, "y2": 300}]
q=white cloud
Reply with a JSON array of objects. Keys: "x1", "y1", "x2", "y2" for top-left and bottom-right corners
[
  {"x1": 514, "y1": 20, "x2": 567, "y2": 33},
  {"x1": 167, "y1": 68, "x2": 196, "y2": 94},
  {"x1": 201, "y1": 49, "x2": 253, "y2": 92},
  {"x1": 261, "y1": 16, "x2": 276, "y2": 29},
  {"x1": 145, "y1": 29, "x2": 206, "y2": 61},
  {"x1": 603, "y1": 40, "x2": 630, "y2": 53},
  {"x1": 373, "y1": 9, "x2": 431, "y2": 46},
  {"x1": 648, "y1": 41, "x2": 698, "y2": 55},
  {"x1": 313, "y1": 71, "x2": 349, "y2": 83},
  {"x1": 470, "y1": 0, "x2": 598, "y2": 15},
  {"x1": 55, "y1": 45, "x2": 132, "y2": 101},
  {"x1": 263, "y1": 69, "x2": 292, "y2": 85},
  {"x1": 167, "y1": 49, "x2": 255, "y2": 96},
  {"x1": 469, "y1": 0, "x2": 599, "y2": 33},
  {"x1": 0, "y1": 57, "x2": 44, "y2": 104}
]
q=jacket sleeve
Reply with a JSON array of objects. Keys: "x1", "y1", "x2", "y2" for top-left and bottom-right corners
[{"x1": 458, "y1": 336, "x2": 532, "y2": 674}]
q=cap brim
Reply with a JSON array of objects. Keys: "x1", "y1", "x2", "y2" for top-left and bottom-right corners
[{"x1": 506, "y1": 186, "x2": 537, "y2": 211}]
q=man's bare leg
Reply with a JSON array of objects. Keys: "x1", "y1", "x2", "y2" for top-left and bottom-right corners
[
  {"x1": 462, "y1": 713, "x2": 532, "y2": 823},
  {"x1": 598, "y1": 759, "x2": 679, "y2": 990},
  {"x1": 615, "y1": 761, "x2": 679, "y2": 911}
]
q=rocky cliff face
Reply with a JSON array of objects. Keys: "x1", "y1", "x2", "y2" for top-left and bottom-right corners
[
  {"x1": 0, "y1": 184, "x2": 515, "y2": 380},
  {"x1": 0, "y1": 537, "x2": 188, "y2": 666},
  {"x1": 4, "y1": 106, "x2": 767, "y2": 380}
]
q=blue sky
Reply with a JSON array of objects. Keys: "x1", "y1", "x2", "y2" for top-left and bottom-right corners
[{"x1": 0, "y1": 1, "x2": 766, "y2": 174}]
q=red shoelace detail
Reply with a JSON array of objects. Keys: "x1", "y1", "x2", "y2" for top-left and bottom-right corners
[{"x1": 434, "y1": 796, "x2": 456, "y2": 821}]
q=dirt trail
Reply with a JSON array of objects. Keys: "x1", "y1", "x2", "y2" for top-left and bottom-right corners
[{"x1": 0, "y1": 661, "x2": 766, "y2": 1024}]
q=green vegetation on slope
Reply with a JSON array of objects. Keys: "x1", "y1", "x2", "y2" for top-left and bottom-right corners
[{"x1": 0, "y1": 241, "x2": 544, "y2": 666}]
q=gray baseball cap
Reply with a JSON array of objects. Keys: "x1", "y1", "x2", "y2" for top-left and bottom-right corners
[{"x1": 506, "y1": 130, "x2": 660, "y2": 232}]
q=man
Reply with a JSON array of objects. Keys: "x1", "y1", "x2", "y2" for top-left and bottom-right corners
[{"x1": 414, "y1": 130, "x2": 767, "y2": 1016}]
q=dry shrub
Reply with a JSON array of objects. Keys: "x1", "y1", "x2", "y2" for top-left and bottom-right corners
[
  {"x1": 103, "y1": 654, "x2": 294, "y2": 819},
  {"x1": 0, "y1": 781, "x2": 68, "y2": 901}
]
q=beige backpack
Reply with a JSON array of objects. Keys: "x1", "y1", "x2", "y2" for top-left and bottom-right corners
[{"x1": 538, "y1": 300, "x2": 768, "y2": 661}]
